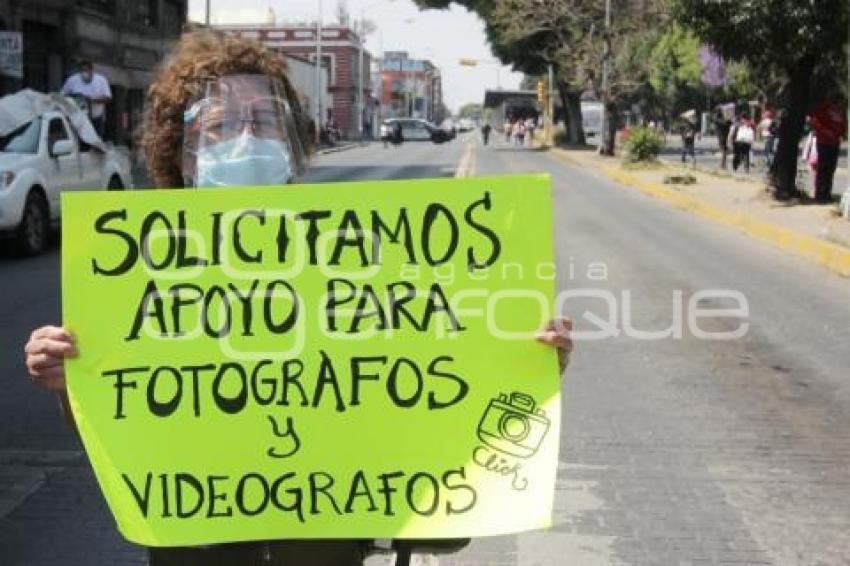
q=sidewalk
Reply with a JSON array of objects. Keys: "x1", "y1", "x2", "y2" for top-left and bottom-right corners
[
  {"x1": 661, "y1": 135, "x2": 849, "y2": 195},
  {"x1": 552, "y1": 146, "x2": 850, "y2": 278}
]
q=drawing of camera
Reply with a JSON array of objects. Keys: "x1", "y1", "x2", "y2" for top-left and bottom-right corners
[{"x1": 477, "y1": 392, "x2": 550, "y2": 458}]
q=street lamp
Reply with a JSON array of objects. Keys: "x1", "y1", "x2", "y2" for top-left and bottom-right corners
[
  {"x1": 315, "y1": 0, "x2": 323, "y2": 139},
  {"x1": 357, "y1": 0, "x2": 395, "y2": 139}
]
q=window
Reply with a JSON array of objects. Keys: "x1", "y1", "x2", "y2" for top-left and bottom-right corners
[
  {"x1": 47, "y1": 118, "x2": 69, "y2": 152},
  {"x1": 127, "y1": 0, "x2": 158, "y2": 27},
  {"x1": 0, "y1": 120, "x2": 41, "y2": 154},
  {"x1": 162, "y1": 0, "x2": 183, "y2": 35}
]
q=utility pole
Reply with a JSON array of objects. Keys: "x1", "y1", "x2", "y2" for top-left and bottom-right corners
[
  {"x1": 547, "y1": 63, "x2": 554, "y2": 147},
  {"x1": 205, "y1": 0, "x2": 211, "y2": 25},
  {"x1": 357, "y1": 19, "x2": 364, "y2": 139},
  {"x1": 599, "y1": 0, "x2": 611, "y2": 154},
  {"x1": 315, "y1": 0, "x2": 323, "y2": 139}
]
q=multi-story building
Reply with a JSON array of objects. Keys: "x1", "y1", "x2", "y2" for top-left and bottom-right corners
[
  {"x1": 0, "y1": 0, "x2": 187, "y2": 145},
  {"x1": 216, "y1": 23, "x2": 371, "y2": 139},
  {"x1": 379, "y1": 51, "x2": 443, "y2": 124}
]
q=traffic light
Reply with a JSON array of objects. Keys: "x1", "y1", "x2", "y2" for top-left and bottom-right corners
[
  {"x1": 537, "y1": 80, "x2": 546, "y2": 103},
  {"x1": 458, "y1": 58, "x2": 478, "y2": 66}
]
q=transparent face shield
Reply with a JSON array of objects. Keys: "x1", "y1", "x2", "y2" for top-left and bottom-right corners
[{"x1": 182, "y1": 74, "x2": 308, "y2": 188}]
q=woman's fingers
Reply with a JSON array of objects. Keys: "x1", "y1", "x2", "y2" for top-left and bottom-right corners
[
  {"x1": 29, "y1": 325, "x2": 74, "y2": 344},
  {"x1": 543, "y1": 317, "x2": 573, "y2": 333},
  {"x1": 536, "y1": 318, "x2": 574, "y2": 374},
  {"x1": 24, "y1": 326, "x2": 75, "y2": 392},
  {"x1": 25, "y1": 337, "x2": 77, "y2": 359}
]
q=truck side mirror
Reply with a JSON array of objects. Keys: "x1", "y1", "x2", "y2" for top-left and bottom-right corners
[{"x1": 51, "y1": 139, "x2": 74, "y2": 157}]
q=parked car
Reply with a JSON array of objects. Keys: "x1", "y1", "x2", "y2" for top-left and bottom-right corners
[
  {"x1": 457, "y1": 118, "x2": 475, "y2": 132},
  {"x1": 0, "y1": 90, "x2": 133, "y2": 255},
  {"x1": 380, "y1": 118, "x2": 452, "y2": 144}
]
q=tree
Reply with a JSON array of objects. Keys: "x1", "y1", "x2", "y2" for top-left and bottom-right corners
[
  {"x1": 415, "y1": 0, "x2": 667, "y2": 154},
  {"x1": 672, "y1": 0, "x2": 849, "y2": 199},
  {"x1": 414, "y1": 0, "x2": 589, "y2": 145},
  {"x1": 458, "y1": 102, "x2": 483, "y2": 119},
  {"x1": 648, "y1": 25, "x2": 703, "y2": 120},
  {"x1": 483, "y1": 0, "x2": 667, "y2": 154}
]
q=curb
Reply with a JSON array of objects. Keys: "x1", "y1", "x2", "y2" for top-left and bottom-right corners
[
  {"x1": 317, "y1": 141, "x2": 370, "y2": 155},
  {"x1": 553, "y1": 149, "x2": 850, "y2": 278}
]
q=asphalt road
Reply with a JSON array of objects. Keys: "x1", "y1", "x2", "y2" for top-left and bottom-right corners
[{"x1": 1, "y1": 134, "x2": 849, "y2": 565}]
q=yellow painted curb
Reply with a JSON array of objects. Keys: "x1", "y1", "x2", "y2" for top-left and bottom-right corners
[{"x1": 552, "y1": 149, "x2": 850, "y2": 278}]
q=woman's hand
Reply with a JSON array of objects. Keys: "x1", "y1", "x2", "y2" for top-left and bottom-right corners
[
  {"x1": 24, "y1": 326, "x2": 76, "y2": 392},
  {"x1": 536, "y1": 317, "x2": 573, "y2": 374}
]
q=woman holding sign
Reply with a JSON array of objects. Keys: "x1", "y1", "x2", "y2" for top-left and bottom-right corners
[{"x1": 23, "y1": 29, "x2": 572, "y2": 566}]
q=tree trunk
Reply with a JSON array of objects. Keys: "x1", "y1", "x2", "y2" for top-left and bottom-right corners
[
  {"x1": 557, "y1": 79, "x2": 586, "y2": 145},
  {"x1": 601, "y1": 100, "x2": 618, "y2": 156},
  {"x1": 770, "y1": 55, "x2": 815, "y2": 199}
]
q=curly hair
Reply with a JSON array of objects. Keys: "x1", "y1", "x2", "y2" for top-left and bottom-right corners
[{"x1": 141, "y1": 29, "x2": 315, "y2": 188}]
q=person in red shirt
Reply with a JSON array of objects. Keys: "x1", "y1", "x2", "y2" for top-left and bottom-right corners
[{"x1": 810, "y1": 92, "x2": 848, "y2": 203}]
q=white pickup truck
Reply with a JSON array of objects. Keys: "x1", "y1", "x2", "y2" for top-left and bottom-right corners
[{"x1": 0, "y1": 90, "x2": 133, "y2": 255}]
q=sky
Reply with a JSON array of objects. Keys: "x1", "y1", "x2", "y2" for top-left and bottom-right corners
[{"x1": 187, "y1": 0, "x2": 523, "y2": 113}]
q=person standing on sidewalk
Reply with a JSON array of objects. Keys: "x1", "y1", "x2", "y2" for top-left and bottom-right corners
[
  {"x1": 729, "y1": 112, "x2": 755, "y2": 173},
  {"x1": 526, "y1": 117, "x2": 536, "y2": 147},
  {"x1": 513, "y1": 119, "x2": 525, "y2": 146},
  {"x1": 810, "y1": 91, "x2": 848, "y2": 203},
  {"x1": 679, "y1": 110, "x2": 698, "y2": 167},
  {"x1": 713, "y1": 104, "x2": 733, "y2": 169},
  {"x1": 758, "y1": 107, "x2": 776, "y2": 168}
]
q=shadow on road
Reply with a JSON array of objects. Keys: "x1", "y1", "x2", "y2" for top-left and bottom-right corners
[{"x1": 0, "y1": 235, "x2": 60, "y2": 263}]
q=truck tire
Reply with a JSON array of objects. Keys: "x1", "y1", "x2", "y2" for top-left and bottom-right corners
[
  {"x1": 14, "y1": 191, "x2": 49, "y2": 256},
  {"x1": 107, "y1": 175, "x2": 124, "y2": 190}
]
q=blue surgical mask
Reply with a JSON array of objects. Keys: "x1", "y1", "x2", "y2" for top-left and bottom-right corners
[{"x1": 195, "y1": 132, "x2": 294, "y2": 188}]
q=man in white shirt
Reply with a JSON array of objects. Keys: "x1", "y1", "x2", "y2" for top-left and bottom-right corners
[{"x1": 60, "y1": 61, "x2": 112, "y2": 139}]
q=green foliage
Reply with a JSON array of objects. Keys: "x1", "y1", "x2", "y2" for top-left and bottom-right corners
[
  {"x1": 458, "y1": 103, "x2": 483, "y2": 118},
  {"x1": 623, "y1": 126, "x2": 663, "y2": 162},
  {"x1": 671, "y1": 0, "x2": 848, "y2": 73},
  {"x1": 649, "y1": 26, "x2": 702, "y2": 108}
]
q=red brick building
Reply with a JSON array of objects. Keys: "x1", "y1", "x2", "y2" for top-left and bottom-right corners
[{"x1": 216, "y1": 23, "x2": 372, "y2": 139}]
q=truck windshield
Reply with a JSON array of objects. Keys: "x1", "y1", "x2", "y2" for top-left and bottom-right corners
[{"x1": 0, "y1": 119, "x2": 42, "y2": 154}]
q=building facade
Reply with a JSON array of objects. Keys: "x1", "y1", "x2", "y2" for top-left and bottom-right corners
[
  {"x1": 379, "y1": 51, "x2": 443, "y2": 124},
  {"x1": 281, "y1": 53, "x2": 330, "y2": 130},
  {"x1": 0, "y1": 0, "x2": 187, "y2": 146},
  {"x1": 216, "y1": 23, "x2": 371, "y2": 139}
]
